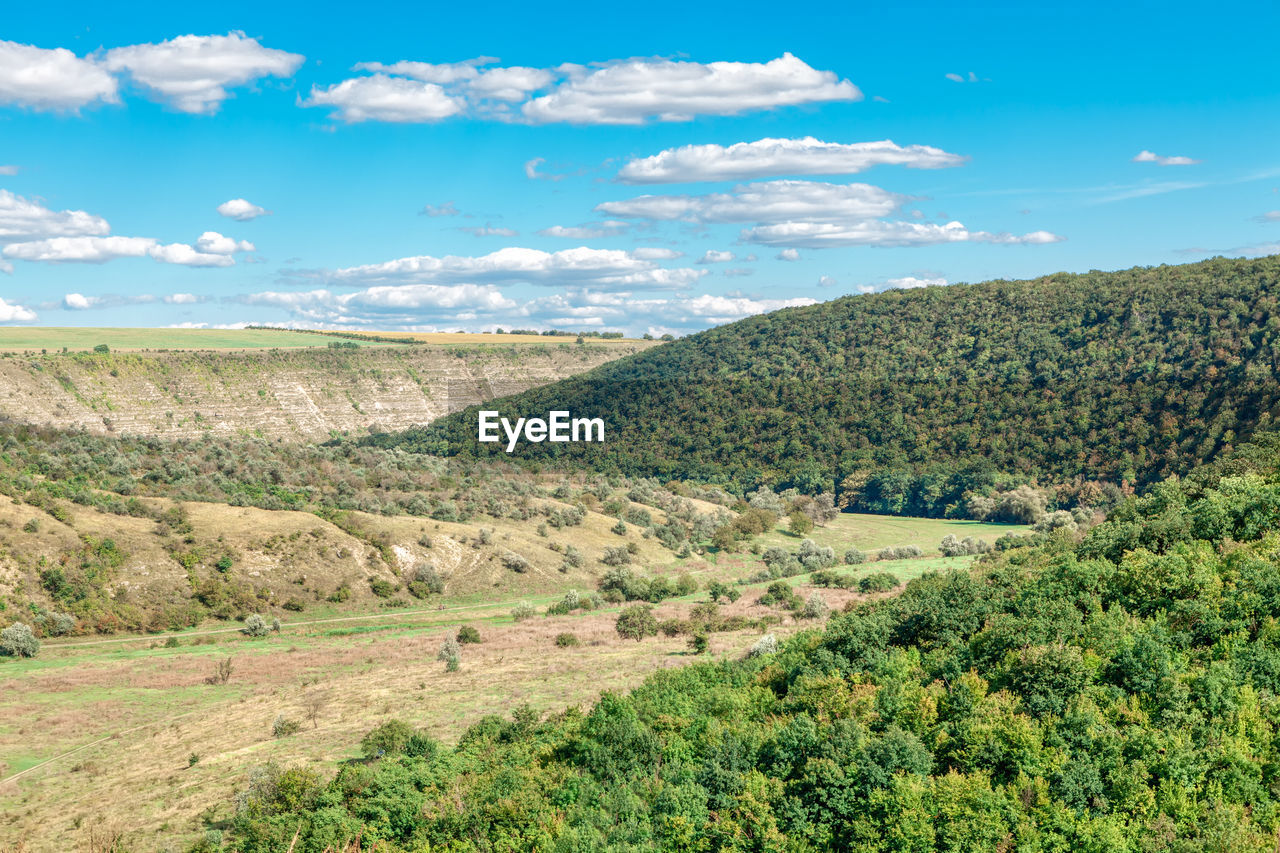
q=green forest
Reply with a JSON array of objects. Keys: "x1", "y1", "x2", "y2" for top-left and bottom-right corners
[
  {"x1": 379, "y1": 255, "x2": 1280, "y2": 518},
  {"x1": 225, "y1": 431, "x2": 1280, "y2": 852}
]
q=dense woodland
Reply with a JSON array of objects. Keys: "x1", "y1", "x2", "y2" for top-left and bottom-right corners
[
  {"x1": 383, "y1": 255, "x2": 1280, "y2": 518},
  {"x1": 225, "y1": 430, "x2": 1280, "y2": 852}
]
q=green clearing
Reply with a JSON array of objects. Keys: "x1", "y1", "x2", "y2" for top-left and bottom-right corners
[{"x1": 760, "y1": 511, "x2": 1029, "y2": 553}]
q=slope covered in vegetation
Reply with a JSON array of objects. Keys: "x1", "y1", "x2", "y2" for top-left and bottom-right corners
[
  {"x1": 386, "y1": 255, "x2": 1280, "y2": 517},
  {"x1": 227, "y1": 431, "x2": 1280, "y2": 852}
]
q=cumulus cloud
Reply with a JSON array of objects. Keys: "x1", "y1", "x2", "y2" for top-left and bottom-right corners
[
  {"x1": 631, "y1": 247, "x2": 683, "y2": 260},
  {"x1": 308, "y1": 53, "x2": 857, "y2": 125},
  {"x1": 1132, "y1": 150, "x2": 1200, "y2": 167},
  {"x1": 4, "y1": 232, "x2": 253, "y2": 266},
  {"x1": 304, "y1": 74, "x2": 464, "y2": 122},
  {"x1": 598, "y1": 180, "x2": 905, "y2": 224},
  {"x1": 195, "y1": 231, "x2": 254, "y2": 254},
  {"x1": 101, "y1": 32, "x2": 303, "y2": 114},
  {"x1": 886, "y1": 276, "x2": 948, "y2": 289},
  {"x1": 238, "y1": 283, "x2": 517, "y2": 325},
  {"x1": 0, "y1": 40, "x2": 119, "y2": 111},
  {"x1": 743, "y1": 220, "x2": 1065, "y2": 249},
  {"x1": 523, "y1": 53, "x2": 859, "y2": 124},
  {"x1": 318, "y1": 246, "x2": 705, "y2": 292},
  {"x1": 164, "y1": 292, "x2": 201, "y2": 304},
  {"x1": 776, "y1": 248, "x2": 801, "y2": 261},
  {"x1": 537, "y1": 221, "x2": 629, "y2": 239},
  {"x1": 617, "y1": 137, "x2": 965, "y2": 183},
  {"x1": 698, "y1": 250, "x2": 735, "y2": 264},
  {"x1": 4, "y1": 235, "x2": 156, "y2": 263},
  {"x1": 63, "y1": 292, "x2": 99, "y2": 309},
  {"x1": 0, "y1": 190, "x2": 111, "y2": 240},
  {"x1": 0, "y1": 296, "x2": 35, "y2": 321},
  {"x1": 216, "y1": 198, "x2": 270, "y2": 221}
]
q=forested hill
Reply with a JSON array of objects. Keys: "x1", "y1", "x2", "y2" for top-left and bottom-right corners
[{"x1": 371, "y1": 255, "x2": 1280, "y2": 516}]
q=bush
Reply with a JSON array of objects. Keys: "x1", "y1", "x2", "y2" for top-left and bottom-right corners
[
  {"x1": 555, "y1": 632, "x2": 579, "y2": 647},
  {"x1": 615, "y1": 604, "x2": 658, "y2": 642},
  {"x1": 501, "y1": 551, "x2": 530, "y2": 572},
  {"x1": 802, "y1": 592, "x2": 829, "y2": 619},
  {"x1": 844, "y1": 547, "x2": 867, "y2": 565},
  {"x1": 748, "y1": 634, "x2": 779, "y2": 658},
  {"x1": 878, "y1": 544, "x2": 923, "y2": 561},
  {"x1": 44, "y1": 611, "x2": 76, "y2": 636},
  {"x1": 859, "y1": 572, "x2": 900, "y2": 594},
  {"x1": 437, "y1": 636, "x2": 461, "y2": 672},
  {"x1": 788, "y1": 511, "x2": 814, "y2": 535},
  {"x1": 939, "y1": 534, "x2": 991, "y2": 557},
  {"x1": 0, "y1": 622, "x2": 39, "y2": 658},
  {"x1": 241, "y1": 614, "x2": 269, "y2": 638},
  {"x1": 511, "y1": 601, "x2": 536, "y2": 622},
  {"x1": 601, "y1": 546, "x2": 631, "y2": 566},
  {"x1": 456, "y1": 625, "x2": 482, "y2": 644},
  {"x1": 271, "y1": 714, "x2": 302, "y2": 738},
  {"x1": 361, "y1": 719, "x2": 415, "y2": 758},
  {"x1": 369, "y1": 578, "x2": 396, "y2": 598},
  {"x1": 689, "y1": 633, "x2": 710, "y2": 654}
]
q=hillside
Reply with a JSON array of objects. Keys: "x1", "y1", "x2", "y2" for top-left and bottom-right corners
[
  {"x1": 392, "y1": 255, "x2": 1280, "y2": 517},
  {"x1": 216, "y1": 432, "x2": 1280, "y2": 852},
  {"x1": 0, "y1": 340, "x2": 655, "y2": 442}
]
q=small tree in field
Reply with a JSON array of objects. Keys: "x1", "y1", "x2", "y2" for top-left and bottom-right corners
[
  {"x1": 0, "y1": 622, "x2": 39, "y2": 658},
  {"x1": 615, "y1": 604, "x2": 658, "y2": 642},
  {"x1": 438, "y1": 636, "x2": 461, "y2": 671},
  {"x1": 241, "y1": 614, "x2": 269, "y2": 637},
  {"x1": 788, "y1": 511, "x2": 814, "y2": 535}
]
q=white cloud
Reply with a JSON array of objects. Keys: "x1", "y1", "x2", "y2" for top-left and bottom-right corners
[
  {"x1": 149, "y1": 242, "x2": 233, "y2": 267},
  {"x1": 617, "y1": 137, "x2": 965, "y2": 183},
  {"x1": 469, "y1": 66, "x2": 554, "y2": 101},
  {"x1": 0, "y1": 165, "x2": 18, "y2": 175},
  {"x1": 102, "y1": 32, "x2": 302, "y2": 114},
  {"x1": 352, "y1": 58, "x2": 492, "y2": 84},
  {"x1": 0, "y1": 296, "x2": 34, "y2": 321},
  {"x1": 1132, "y1": 150, "x2": 1200, "y2": 167},
  {"x1": 631, "y1": 247, "x2": 683, "y2": 260},
  {"x1": 676, "y1": 293, "x2": 816, "y2": 324},
  {"x1": 63, "y1": 292, "x2": 99, "y2": 309},
  {"x1": 537, "y1": 221, "x2": 628, "y2": 239},
  {"x1": 195, "y1": 231, "x2": 254, "y2": 254},
  {"x1": 239, "y1": 283, "x2": 517, "y2": 324},
  {"x1": 743, "y1": 220, "x2": 1064, "y2": 248},
  {"x1": 164, "y1": 292, "x2": 201, "y2": 304},
  {"x1": 818, "y1": 275, "x2": 837, "y2": 287},
  {"x1": 1253, "y1": 211, "x2": 1280, "y2": 223},
  {"x1": 0, "y1": 40, "x2": 119, "y2": 111},
  {"x1": 4, "y1": 235, "x2": 155, "y2": 263},
  {"x1": 304, "y1": 74, "x2": 464, "y2": 123},
  {"x1": 598, "y1": 180, "x2": 905, "y2": 224},
  {"x1": 776, "y1": 248, "x2": 801, "y2": 261},
  {"x1": 0, "y1": 190, "x2": 111, "y2": 240},
  {"x1": 216, "y1": 198, "x2": 270, "y2": 221},
  {"x1": 698, "y1": 250, "x2": 735, "y2": 264},
  {"x1": 945, "y1": 71, "x2": 983, "y2": 83},
  {"x1": 522, "y1": 53, "x2": 859, "y2": 124},
  {"x1": 886, "y1": 276, "x2": 947, "y2": 289},
  {"x1": 321, "y1": 246, "x2": 705, "y2": 291}
]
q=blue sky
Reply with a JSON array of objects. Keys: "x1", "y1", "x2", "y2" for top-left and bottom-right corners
[{"x1": 1, "y1": 0, "x2": 1278, "y2": 335}]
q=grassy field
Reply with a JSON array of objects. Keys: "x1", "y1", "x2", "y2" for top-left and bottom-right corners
[{"x1": 759, "y1": 510, "x2": 1028, "y2": 553}]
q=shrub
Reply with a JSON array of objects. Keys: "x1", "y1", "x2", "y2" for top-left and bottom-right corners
[
  {"x1": 844, "y1": 547, "x2": 867, "y2": 565},
  {"x1": 361, "y1": 719, "x2": 415, "y2": 758},
  {"x1": 939, "y1": 534, "x2": 991, "y2": 557},
  {"x1": 0, "y1": 622, "x2": 39, "y2": 658},
  {"x1": 511, "y1": 601, "x2": 536, "y2": 621},
  {"x1": 456, "y1": 625, "x2": 481, "y2": 644},
  {"x1": 788, "y1": 511, "x2": 814, "y2": 535},
  {"x1": 45, "y1": 611, "x2": 76, "y2": 636},
  {"x1": 328, "y1": 585, "x2": 351, "y2": 603},
  {"x1": 283, "y1": 598, "x2": 305, "y2": 612},
  {"x1": 241, "y1": 614, "x2": 269, "y2": 638},
  {"x1": 501, "y1": 551, "x2": 530, "y2": 573},
  {"x1": 748, "y1": 634, "x2": 779, "y2": 658},
  {"x1": 206, "y1": 657, "x2": 233, "y2": 685},
  {"x1": 674, "y1": 574, "x2": 698, "y2": 596},
  {"x1": 859, "y1": 572, "x2": 900, "y2": 594},
  {"x1": 659, "y1": 618, "x2": 687, "y2": 637},
  {"x1": 437, "y1": 636, "x2": 461, "y2": 672},
  {"x1": 759, "y1": 581, "x2": 802, "y2": 610},
  {"x1": 689, "y1": 633, "x2": 710, "y2": 654},
  {"x1": 802, "y1": 592, "x2": 829, "y2": 619},
  {"x1": 555, "y1": 632, "x2": 580, "y2": 647},
  {"x1": 369, "y1": 578, "x2": 396, "y2": 598},
  {"x1": 878, "y1": 545, "x2": 923, "y2": 561},
  {"x1": 601, "y1": 546, "x2": 631, "y2": 566},
  {"x1": 547, "y1": 589, "x2": 583, "y2": 615},
  {"x1": 615, "y1": 604, "x2": 658, "y2": 642},
  {"x1": 271, "y1": 715, "x2": 302, "y2": 738}
]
